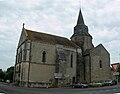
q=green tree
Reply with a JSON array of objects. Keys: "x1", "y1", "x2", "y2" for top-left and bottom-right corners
[
  {"x1": 0, "y1": 69, "x2": 5, "y2": 81},
  {"x1": 5, "y1": 66, "x2": 14, "y2": 82}
]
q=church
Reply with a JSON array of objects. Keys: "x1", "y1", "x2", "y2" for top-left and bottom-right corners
[{"x1": 14, "y1": 9, "x2": 111, "y2": 87}]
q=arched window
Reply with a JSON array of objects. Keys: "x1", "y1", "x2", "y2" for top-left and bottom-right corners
[
  {"x1": 71, "y1": 54, "x2": 73, "y2": 68},
  {"x1": 42, "y1": 51, "x2": 46, "y2": 63},
  {"x1": 99, "y1": 60, "x2": 102, "y2": 68}
]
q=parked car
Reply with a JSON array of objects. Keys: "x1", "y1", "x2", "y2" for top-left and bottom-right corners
[
  {"x1": 6, "y1": 80, "x2": 10, "y2": 83},
  {"x1": 89, "y1": 82, "x2": 103, "y2": 87},
  {"x1": 103, "y1": 79, "x2": 117, "y2": 86},
  {"x1": 72, "y1": 83, "x2": 88, "y2": 88}
]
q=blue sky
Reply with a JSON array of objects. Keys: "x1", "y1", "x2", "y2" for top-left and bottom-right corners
[{"x1": 0, "y1": 0, "x2": 120, "y2": 70}]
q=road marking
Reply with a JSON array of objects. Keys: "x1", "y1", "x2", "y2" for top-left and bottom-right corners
[
  {"x1": 0, "y1": 93, "x2": 5, "y2": 94},
  {"x1": 114, "y1": 93, "x2": 120, "y2": 94}
]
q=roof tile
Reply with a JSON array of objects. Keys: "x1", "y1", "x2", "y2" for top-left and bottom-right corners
[{"x1": 25, "y1": 29, "x2": 79, "y2": 48}]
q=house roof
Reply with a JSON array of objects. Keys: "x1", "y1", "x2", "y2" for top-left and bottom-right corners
[
  {"x1": 111, "y1": 63, "x2": 120, "y2": 71},
  {"x1": 25, "y1": 29, "x2": 79, "y2": 48}
]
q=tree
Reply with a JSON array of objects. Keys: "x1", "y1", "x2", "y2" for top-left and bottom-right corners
[
  {"x1": 5, "y1": 66, "x2": 14, "y2": 82},
  {"x1": 0, "y1": 69, "x2": 5, "y2": 81}
]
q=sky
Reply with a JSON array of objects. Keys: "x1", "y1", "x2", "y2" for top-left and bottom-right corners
[{"x1": 0, "y1": 0, "x2": 120, "y2": 70}]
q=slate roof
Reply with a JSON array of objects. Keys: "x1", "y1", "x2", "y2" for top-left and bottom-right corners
[
  {"x1": 25, "y1": 29, "x2": 79, "y2": 48},
  {"x1": 77, "y1": 9, "x2": 85, "y2": 25}
]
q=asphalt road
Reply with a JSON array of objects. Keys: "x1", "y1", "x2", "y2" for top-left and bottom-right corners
[{"x1": 0, "y1": 82, "x2": 120, "y2": 94}]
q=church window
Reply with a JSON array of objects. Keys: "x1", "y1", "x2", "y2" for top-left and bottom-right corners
[
  {"x1": 99, "y1": 60, "x2": 102, "y2": 68},
  {"x1": 42, "y1": 51, "x2": 46, "y2": 63},
  {"x1": 71, "y1": 54, "x2": 73, "y2": 68}
]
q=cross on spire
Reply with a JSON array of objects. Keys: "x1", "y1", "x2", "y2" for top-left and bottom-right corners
[{"x1": 23, "y1": 23, "x2": 25, "y2": 28}]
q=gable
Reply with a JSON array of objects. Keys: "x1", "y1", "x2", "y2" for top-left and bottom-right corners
[
  {"x1": 18, "y1": 28, "x2": 28, "y2": 47},
  {"x1": 90, "y1": 44, "x2": 110, "y2": 56}
]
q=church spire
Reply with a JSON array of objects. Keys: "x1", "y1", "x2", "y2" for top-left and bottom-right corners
[{"x1": 77, "y1": 9, "x2": 85, "y2": 25}]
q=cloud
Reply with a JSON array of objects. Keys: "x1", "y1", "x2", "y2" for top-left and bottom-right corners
[{"x1": 0, "y1": 0, "x2": 120, "y2": 70}]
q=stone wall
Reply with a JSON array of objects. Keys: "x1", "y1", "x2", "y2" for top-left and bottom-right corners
[
  {"x1": 56, "y1": 45, "x2": 77, "y2": 86},
  {"x1": 90, "y1": 44, "x2": 111, "y2": 82},
  {"x1": 28, "y1": 42, "x2": 56, "y2": 87}
]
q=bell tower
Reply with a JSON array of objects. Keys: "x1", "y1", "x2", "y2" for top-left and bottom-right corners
[
  {"x1": 71, "y1": 9, "x2": 94, "y2": 83},
  {"x1": 71, "y1": 9, "x2": 94, "y2": 52}
]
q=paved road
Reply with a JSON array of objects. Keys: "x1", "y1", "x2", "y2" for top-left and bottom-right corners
[{"x1": 0, "y1": 82, "x2": 120, "y2": 94}]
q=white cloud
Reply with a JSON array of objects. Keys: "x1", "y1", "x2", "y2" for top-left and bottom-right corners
[{"x1": 0, "y1": 0, "x2": 120, "y2": 70}]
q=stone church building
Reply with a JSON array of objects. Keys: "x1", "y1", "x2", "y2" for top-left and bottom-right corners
[{"x1": 14, "y1": 9, "x2": 111, "y2": 87}]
